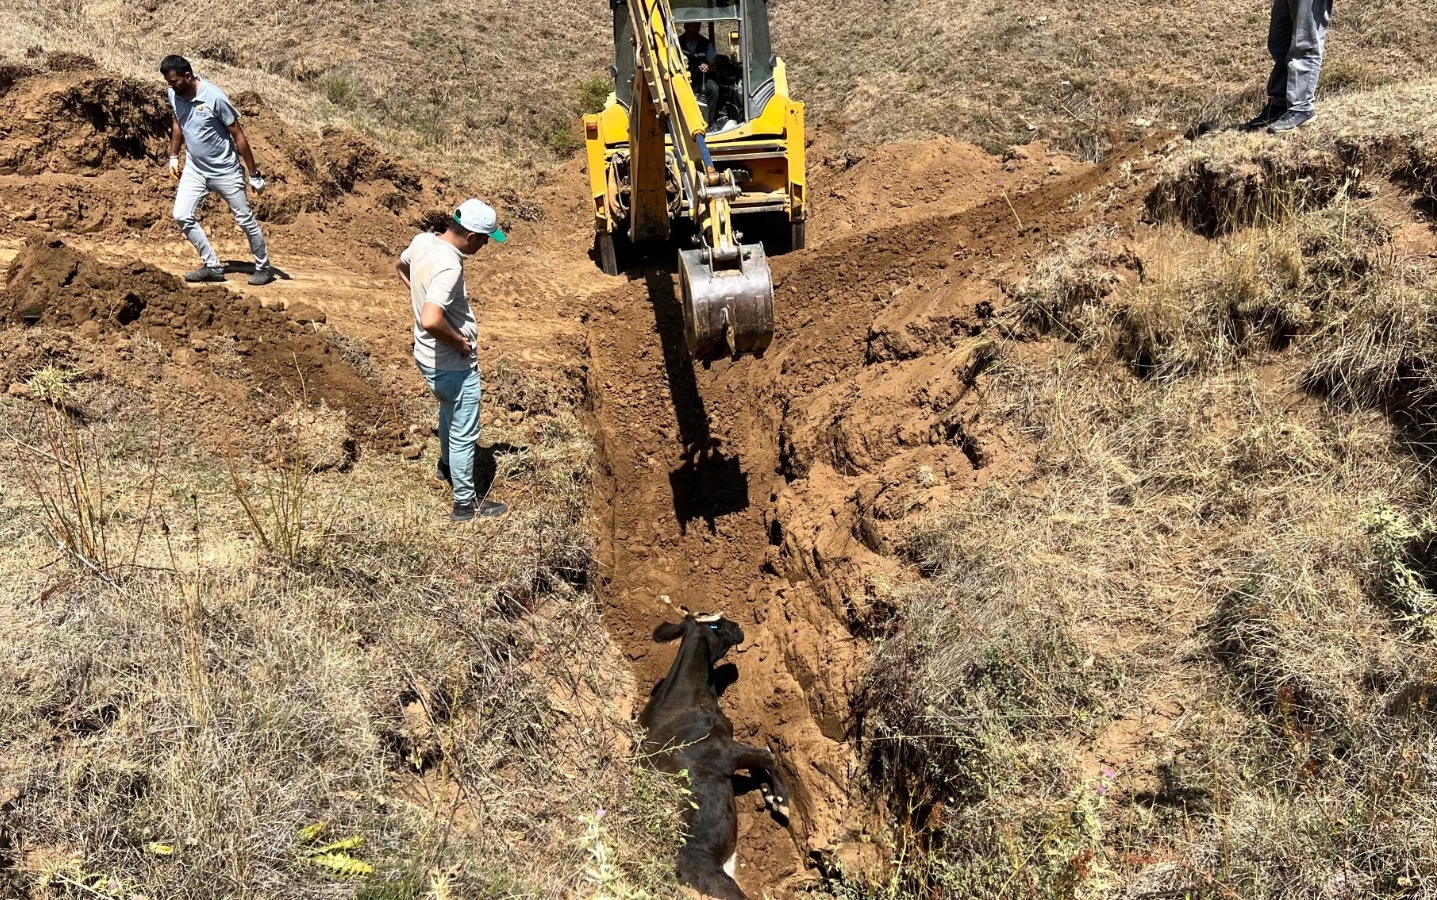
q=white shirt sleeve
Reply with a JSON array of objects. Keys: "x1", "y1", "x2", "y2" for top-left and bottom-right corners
[{"x1": 422, "y1": 262, "x2": 462, "y2": 310}]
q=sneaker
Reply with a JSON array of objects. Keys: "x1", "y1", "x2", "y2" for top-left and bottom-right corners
[
  {"x1": 450, "y1": 499, "x2": 508, "y2": 522},
  {"x1": 184, "y1": 266, "x2": 226, "y2": 283},
  {"x1": 1268, "y1": 109, "x2": 1316, "y2": 134},
  {"x1": 1241, "y1": 100, "x2": 1286, "y2": 131},
  {"x1": 436, "y1": 460, "x2": 451, "y2": 483},
  {"x1": 248, "y1": 267, "x2": 276, "y2": 286}
]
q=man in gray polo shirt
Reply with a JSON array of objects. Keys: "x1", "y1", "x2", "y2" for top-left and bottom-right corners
[
  {"x1": 397, "y1": 199, "x2": 509, "y2": 521},
  {"x1": 161, "y1": 55, "x2": 274, "y2": 285}
]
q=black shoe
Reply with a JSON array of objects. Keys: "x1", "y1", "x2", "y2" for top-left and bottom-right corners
[
  {"x1": 1268, "y1": 109, "x2": 1316, "y2": 134},
  {"x1": 248, "y1": 267, "x2": 275, "y2": 286},
  {"x1": 451, "y1": 499, "x2": 508, "y2": 521},
  {"x1": 184, "y1": 266, "x2": 226, "y2": 283},
  {"x1": 435, "y1": 460, "x2": 451, "y2": 483},
  {"x1": 1241, "y1": 100, "x2": 1286, "y2": 131}
]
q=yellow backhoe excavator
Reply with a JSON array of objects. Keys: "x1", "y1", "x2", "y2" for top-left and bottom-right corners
[{"x1": 584, "y1": 0, "x2": 806, "y2": 360}]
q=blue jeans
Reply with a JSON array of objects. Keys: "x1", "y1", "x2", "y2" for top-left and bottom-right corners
[
  {"x1": 1267, "y1": 0, "x2": 1332, "y2": 114},
  {"x1": 416, "y1": 364, "x2": 481, "y2": 505}
]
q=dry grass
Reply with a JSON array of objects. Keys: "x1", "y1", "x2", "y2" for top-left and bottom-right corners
[
  {"x1": 1151, "y1": 81, "x2": 1437, "y2": 234},
  {"x1": 1012, "y1": 226, "x2": 1127, "y2": 344},
  {"x1": 5, "y1": 0, "x2": 1435, "y2": 190},
  {"x1": 0, "y1": 0, "x2": 611, "y2": 190},
  {"x1": 0, "y1": 361, "x2": 683, "y2": 899},
  {"x1": 1015, "y1": 193, "x2": 1437, "y2": 398},
  {"x1": 775, "y1": 0, "x2": 1437, "y2": 158},
  {"x1": 850, "y1": 347, "x2": 1437, "y2": 897},
  {"x1": 843, "y1": 169, "x2": 1437, "y2": 897}
]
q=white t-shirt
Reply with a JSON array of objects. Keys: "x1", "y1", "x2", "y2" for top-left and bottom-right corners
[
  {"x1": 401, "y1": 232, "x2": 477, "y2": 371},
  {"x1": 168, "y1": 79, "x2": 243, "y2": 178}
]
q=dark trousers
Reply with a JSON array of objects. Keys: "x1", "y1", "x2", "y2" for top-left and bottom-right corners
[{"x1": 691, "y1": 74, "x2": 723, "y2": 125}]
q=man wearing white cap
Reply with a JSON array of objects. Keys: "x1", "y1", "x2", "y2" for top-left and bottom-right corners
[{"x1": 397, "y1": 199, "x2": 509, "y2": 521}]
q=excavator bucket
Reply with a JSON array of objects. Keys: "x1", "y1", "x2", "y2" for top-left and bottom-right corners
[{"x1": 678, "y1": 243, "x2": 774, "y2": 360}]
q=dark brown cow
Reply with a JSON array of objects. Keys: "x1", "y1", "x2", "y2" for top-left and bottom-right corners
[{"x1": 639, "y1": 611, "x2": 790, "y2": 900}]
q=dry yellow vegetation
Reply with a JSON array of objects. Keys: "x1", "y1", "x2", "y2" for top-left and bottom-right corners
[{"x1": 6, "y1": 0, "x2": 1434, "y2": 181}]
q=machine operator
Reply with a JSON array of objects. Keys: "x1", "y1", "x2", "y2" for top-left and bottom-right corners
[{"x1": 678, "y1": 21, "x2": 724, "y2": 125}]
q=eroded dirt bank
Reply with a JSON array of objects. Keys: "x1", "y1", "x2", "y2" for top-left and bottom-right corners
[{"x1": 583, "y1": 134, "x2": 1176, "y2": 895}]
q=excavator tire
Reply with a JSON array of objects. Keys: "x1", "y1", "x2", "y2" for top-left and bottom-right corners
[{"x1": 597, "y1": 233, "x2": 620, "y2": 277}]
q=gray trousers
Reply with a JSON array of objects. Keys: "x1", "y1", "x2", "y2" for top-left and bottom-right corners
[
  {"x1": 1266, "y1": 0, "x2": 1333, "y2": 114},
  {"x1": 173, "y1": 166, "x2": 269, "y2": 270}
]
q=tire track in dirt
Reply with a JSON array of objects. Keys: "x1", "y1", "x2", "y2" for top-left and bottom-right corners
[{"x1": 583, "y1": 134, "x2": 1176, "y2": 895}]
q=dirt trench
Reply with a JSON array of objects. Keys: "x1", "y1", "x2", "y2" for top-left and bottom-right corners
[
  {"x1": 581, "y1": 134, "x2": 1173, "y2": 896},
  {"x1": 584, "y1": 265, "x2": 837, "y2": 893}
]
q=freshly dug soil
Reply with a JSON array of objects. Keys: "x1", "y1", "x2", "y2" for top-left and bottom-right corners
[{"x1": 1, "y1": 236, "x2": 403, "y2": 449}]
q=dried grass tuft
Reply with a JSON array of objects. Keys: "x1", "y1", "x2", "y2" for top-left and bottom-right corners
[
  {"x1": 851, "y1": 339, "x2": 1437, "y2": 896},
  {"x1": 1012, "y1": 226, "x2": 1126, "y2": 343},
  {"x1": 0, "y1": 362, "x2": 681, "y2": 899},
  {"x1": 1150, "y1": 81, "x2": 1437, "y2": 236}
]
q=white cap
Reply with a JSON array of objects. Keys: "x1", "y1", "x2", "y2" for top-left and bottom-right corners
[{"x1": 454, "y1": 198, "x2": 507, "y2": 242}]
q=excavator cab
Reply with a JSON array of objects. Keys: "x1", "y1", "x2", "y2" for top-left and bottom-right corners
[
  {"x1": 585, "y1": 0, "x2": 807, "y2": 360},
  {"x1": 703, "y1": 53, "x2": 745, "y2": 128}
]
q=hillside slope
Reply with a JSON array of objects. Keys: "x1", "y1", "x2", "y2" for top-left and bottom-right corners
[
  {"x1": 773, "y1": 0, "x2": 1437, "y2": 155},
  {"x1": 2, "y1": 5, "x2": 1437, "y2": 900},
  {"x1": 5, "y1": 0, "x2": 1434, "y2": 184}
]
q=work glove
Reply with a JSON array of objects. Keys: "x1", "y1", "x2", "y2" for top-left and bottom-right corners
[
  {"x1": 248, "y1": 171, "x2": 266, "y2": 194},
  {"x1": 168, "y1": 156, "x2": 180, "y2": 179}
]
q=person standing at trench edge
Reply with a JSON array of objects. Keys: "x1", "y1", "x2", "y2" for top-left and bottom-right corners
[
  {"x1": 160, "y1": 55, "x2": 274, "y2": 285},
  {"x1": 1244, "y1": 0, "x2": 1333, "y2": 133},
  {"x1": 397, "y1": 200, "x2": 509, "y2": 522}
]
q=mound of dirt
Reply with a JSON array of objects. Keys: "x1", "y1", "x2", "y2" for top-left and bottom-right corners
[
  {"x1": 1149, "y1": 85, "x2": 1437, "y2": 235},
  {"x1": 0, "y1": 69, "x2": 168, "y2": 176},
  {"x1": 0, "y1": 63, "x2": 455, "y2": 238},
  {"x1": 243, "y1": 116, "x2": 451, "y2": 227},
  {"x1": 1, "y1": 236, "x2": 402, "y2": 449}
]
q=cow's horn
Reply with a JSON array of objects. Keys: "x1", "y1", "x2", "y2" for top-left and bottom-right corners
[{"x1": 694, "y1": 612, "x2": 723, "y2": 623}]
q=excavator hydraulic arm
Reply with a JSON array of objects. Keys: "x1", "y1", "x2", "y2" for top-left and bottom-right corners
[{"x1": 625, "y1": 0, "x2": 774, "y2": 360}]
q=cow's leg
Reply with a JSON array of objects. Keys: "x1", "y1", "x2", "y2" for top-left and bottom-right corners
[
  {"x1": 731, "y1": 743, "x2": 790, "y2": 818},
  {"x1": 723, "y1": 851, "x2": 737, "y2": 878},
  {"x1": 678, "y1": 853, "x2": 749, "y2": 900}
]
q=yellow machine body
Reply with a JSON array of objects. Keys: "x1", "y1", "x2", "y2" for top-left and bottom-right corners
[{"x1": 583, "y1": 0, "x2": 806, "y2": 360}]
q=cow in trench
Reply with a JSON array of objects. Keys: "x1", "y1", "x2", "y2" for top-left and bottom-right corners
[{"x1": 639, "y1": 611, "x2": 791, "y2": 900}]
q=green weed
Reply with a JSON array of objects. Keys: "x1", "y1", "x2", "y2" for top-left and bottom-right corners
[
  {"x1": 578, "y1": 74, "x2": 612, "y2": 116},
  {"x1": 1363, "y1": 505, "x2": 1437, "y2": 637}
]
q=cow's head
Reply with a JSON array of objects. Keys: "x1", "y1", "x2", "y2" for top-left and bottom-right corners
[{"x1": 653, "y1": 611, "x2": 744, "y2": 661}]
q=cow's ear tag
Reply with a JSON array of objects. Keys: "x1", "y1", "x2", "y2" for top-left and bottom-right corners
[{"x1": 709, "y1": 624, "x2": 719, "y2": 630}]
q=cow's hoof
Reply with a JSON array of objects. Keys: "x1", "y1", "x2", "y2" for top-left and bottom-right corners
[{"x1": 761, "y1": 786, "x2": 790, "y2": 818}]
